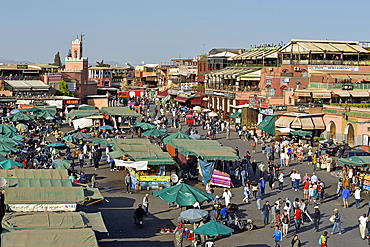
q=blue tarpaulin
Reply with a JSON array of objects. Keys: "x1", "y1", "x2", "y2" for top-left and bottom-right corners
[{"x1": 198, "y1": 159, "x2": 215, "y2": 186}]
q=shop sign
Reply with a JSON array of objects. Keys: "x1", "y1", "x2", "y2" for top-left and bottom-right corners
[
  {"x1": 308, "y1": 65, "x2": 358, "y2": 71},
  {"x1": 261, "y1": 109, "x2": 274, "y2": 115},
  {"x1": 250, "y1": 104, "x2": 257, "y2": 109},
  {"x1": 17, "y1": 65, "x2": 28, "y2": 69},
  {"x1": 235, "y1": 118, "x2": 241, "y2": 123},
  {"x1": 259, "y1": 102, "x2": 269, "y2": 109},
  {"x1": 181, "y1": 82, "x2": 197, "y2": 90},
  {"x1": 66, "y1": 100, "x2": 79, "y2": 104},
  {"x1": 298, "y1": 105, "x2": 305, "y2": 112},
  {"x1": 342, "y1": 84, "x2": 353, "y2": 90},
  {"x1": 249, "y1": 98, "x2": 256, "y2": 105},
  {"x1": 33, "y1": 99, "x2": 43, "y2": 106},
  {"x1": 140, "y1": 176, "x2": 170, "y2": 182},
  {"x1": 276, "y1": 105, "x2": 287, "y2": 111}
]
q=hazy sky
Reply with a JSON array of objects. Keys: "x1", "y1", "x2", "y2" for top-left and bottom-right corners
[{"x1": 1, "y1": 0, "x2": 369, "y2": 66}]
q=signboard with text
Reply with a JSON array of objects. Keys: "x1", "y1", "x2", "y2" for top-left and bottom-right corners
[
  {"x1": 342, "y1": 84, "x2": 353, "y2": 90},
  {"x1": 276, "y1": 105, "x2": 287, "y2": 111},
  {"x1": 298, "y1": 105, "x2": 305, "y2": 112},
  {"x1": 259, "y1": 102, "x2": 269, "y2": 109},
  {"x1": 308, "y1": 65, "x2": 358, "y2": 71}
]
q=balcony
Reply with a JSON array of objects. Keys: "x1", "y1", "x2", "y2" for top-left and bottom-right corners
[
  {"x1": 282, "y1": 60, "x2": 370, "y2": 66},
  {"x1": 205, "y1": 83, "x2": 258, "y2": 92},
  {"x1": 308, "y1": 82, "x2": 370, "y2": 89}
]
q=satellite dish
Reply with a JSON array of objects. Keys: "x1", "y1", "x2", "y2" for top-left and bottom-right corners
[
  {"x1": 171, "y1": 174, "x2": 179, "y2": 183},
  {"x1": 0, "y1": 177, "x2": 7, "y2": 188}
]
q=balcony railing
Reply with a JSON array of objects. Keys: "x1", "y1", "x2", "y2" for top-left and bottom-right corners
[
  {"x1": 308, "y1": 82, "x2": 370, "y2": 89},
  {"x1": 283, "y1": 60, "x2": 370, "y2": 66},
  {"x1": 206, "y1": 83, "x2": 258, "y2": 92},
  {"x1": 0, "y1": 76, "x2": 41, "y2": 80}
]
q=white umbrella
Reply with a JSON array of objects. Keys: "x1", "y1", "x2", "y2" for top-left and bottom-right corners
[
  {"x1": 208, "y1": 112, "x2": 218, "y2": 117},
  {"x1": 10, "y1": 109, "x2": 20, "y2": 115},
  {"x1": 46, "y1": 116, "x2": 55, "y2": 121},
  {"x1": 193, "y1": 106, "x2": 201, "y2": 111},
  {"x1": 202, "y1": 109, "x2": 211, "y2": 112}
]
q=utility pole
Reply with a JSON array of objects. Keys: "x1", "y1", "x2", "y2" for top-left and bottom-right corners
[{"x1": 203, "y1": 44, "x2": 205, "y2": 54}]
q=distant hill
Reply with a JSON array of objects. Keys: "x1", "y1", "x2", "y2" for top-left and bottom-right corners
[{"x1": 0, "y1": 57, "x2": 35, "y2": 65}]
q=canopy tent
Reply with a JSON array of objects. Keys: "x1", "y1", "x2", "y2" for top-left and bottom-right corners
[
  {"x1": 152, "y1": 183, "x2": 213, "y2": 206},
  {"x1": 1, "y1": 228, "x2": 99, "y2": 247},
  {"x1": 5, "y1": 178, "x2": 72, "y2": 187},
  {"x1": 0, "y1": 124, "x2": 17, "y2": 134},
  {"x1": 79, "y1": 105, "x2": 97, "y2": 110},
  {"x1": 290, "y1": 130, "x2": 312, "y2": 137},
  {"x1": 12, "y1": 135, "x2": 24, "y2": 141},
  {"x1": 257, "y1": 116, "x2": 275, "y2": 136},
  {"x1": 142, "y1": 128, "x2": 168, "y2": 138},
  {"x1": 193, "y1": 220, "x2": 234, "y2": 237},
  {"x1": 230, "y1": 109, "x2": 242, "y2": 118},
  {"x1": 48, "y1": 142, "x2": 66, "y2": 148},
  {"x1": 4, "y1": 112, "x2": 35, "y2": 122},
  {"x1": 67, "y1": 109, "x2": 102, "y2": 119},
  {"x1": 71, "y1": 132, "x2": 93, "y2": 140},
  {"x1": 0, "y1": 143, "x2": 19, "y2": 154},
  {"x1": 338, "y1": 156, "x2": 370, "y2": 166},
  {"x1": 22, "y1": 106, "x2": 57, "y2": 116},
  {"x1": 2, "y1": 211, "x2": 108, "y2": 233},
  {"x1": 101, "y1": 107, "x2": 141, "y2": 117},
  {"x1": 0, "y1": 169, "x2": 68, "y2": 179},
  {"x1": 0, "y1": 160, "x2": 23, "y2": 169},
  {"x1": 84, "y1": 188, "x2": 104, "y2": 201},
  {"x1": 52, "y1": 159, "x2": 72, "y2": 169},
  {"x1": 4, "y1": 187, "x2": 85, "y2": 205},
  {"x1": 63, "y1": 135, "x2": 77, "y2": 143},
  {"x1": 133, "y1": 122, "x2": 156, "y2": 130},
  {"x1": 73, "y1": 118, "x2": 94, "y2": 130},
  {"x1": 98, "y1": 125, "x2": 115, "y2": 130},
  {"x1": 163, "y1": 131, "x2": 192, "y2": 144}
]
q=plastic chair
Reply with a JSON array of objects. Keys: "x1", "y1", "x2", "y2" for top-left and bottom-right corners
[
  {"x1": 205, "y1": 242, "x2": 215, "y2": 247},
  {"x1": 188, "y1": 231, "x2": 194, "y2": 241}
]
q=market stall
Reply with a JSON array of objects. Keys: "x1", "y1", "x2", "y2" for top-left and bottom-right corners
[
  {"x1": 109, "y1": 139, "x2": 175, "y2": 190},
  {"x1": 339, "y1": 156, "x2": 370, "y2": 191}
]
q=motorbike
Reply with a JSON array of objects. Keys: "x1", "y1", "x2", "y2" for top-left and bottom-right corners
[{"x1": 136, "y1": 217, "x2": 143, "y2": 229}]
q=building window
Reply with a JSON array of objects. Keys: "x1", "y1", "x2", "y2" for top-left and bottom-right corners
[
  {"x1": 368, "y1": 127, "x2": 370, "y2": 132},
  {"x1": 74, "y1": 50, "x2": 77, "y2": 58},
  {"x1": 268, "y1": 88, "x2": 276, "y2": 97}
]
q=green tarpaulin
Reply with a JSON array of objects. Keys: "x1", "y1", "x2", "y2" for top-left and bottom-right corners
[
  {"x1": 4, "y1": 187, "x2": 85, "y2": 205},
  {"x1": 163, "y1": 132, "x2": 192, "y2": 145},
  {"x1": 290, "y1": 130, "x2": 312, "y2": 137},
  {"x1": 1, "y1": 228, "x2": 99, "y2": 247},
  {"x1": 2, "y1": 211, "x2": 107, "y2": 233},
  {"x1": 79, "y1": 106, "x2": 96, "y2": 110},
  {"x1": 338, "y1": 156, "x2": 370, "y2": 166},
  {"x1": 0, "y1": 169, "x2": 68, "y2": 179},
  {"x1": 142, "y1": 128, "x2": 168, "y2": 138},
  {"x1": 84, "y1": 188, "x2": 104, "y2": 200},
  {"x1": 0, "y1": 97, "x2": 16, "y2": 102},
  {"x1": 67, "y1": 109, "x2": 102, "y2": 119},
  {"x1": 153, "y1": 183, "x2": 213, "y2": 206},
  {"x1": 5, "y1": 178, "x2": 72, "y2": 188},
  {"x1": 0, "y1": 160, "x2": 23, "y2": 169},
  {"x1": 107, "y1": 151, "x2": 123, "y2": 159},
  {"x1": 257, "y1": 116, "x2": 275, "y2": 136},
  {"x1": 101, "y1": 107, "x2": 141, "y2": 117},
  {"x1": 133, "y1": 122, "x2": 156, "y2": 130}
]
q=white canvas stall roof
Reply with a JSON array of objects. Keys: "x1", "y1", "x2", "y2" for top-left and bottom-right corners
[
  {"x1": 25, "y1": 80, "x2": 50, "y2": 90},
  {"x1": 208, "y1": 52, "x2": 237, "y2": 58},
  {"x1": 331, "y1": 90, "x2": 350, "y2": 97},
  {"x1": 4, "y1": 80, "x2": 31, "y2": 90},
  {"x1": 350, "y1": 91, "x2": 370, "y2": 97}
]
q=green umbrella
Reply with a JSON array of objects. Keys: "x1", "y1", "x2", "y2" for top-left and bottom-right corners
[
  {"x1": 5, "y1": 112, "x2": 34, "y2": 122},
  {"x1": 48, "y1": 142, "x2": 66, "y2": 148},
  {"x1": 92, "y1": 138, "x2": 106, "y2": 145},
  {"x1": 338, "y1": 156, "x2": 370, "y2": 166},
  {"x1": 159, "y1": 129, "x2": 167, "y2": 133},
  {"x1": 0, "y1": 143, "x2": 19, "y2": 154},
  {"x1": 3, "y1": 131, "x2": 18, "y2": 138},
  {"x1": 193, "y1": 220, "x2": 234, "y2": 237},
  {"x1": 52, "y1": 159, "x2": 72, "y2": 169},
  {"x1": 142, "y1": 129, "x2": 168, "y2": 138},
  {"x1": 0, "y1": 124, "x2": 17, "y2": 134},
  {"x1": 152, "y1": 183, "x2": 213, "y2": 206},
  {"x1": 72, "y1": 132, "x2": 93, "y2": 140},
  {"x1": 0, "y1": 135, "x2": 22, "y2": 146},
  {"x1": 0, "y1": 159, "x2": 23, "y2": 169},
  {"x1": 63, "y1": 135, "x2": 77, "y2": 142},
  {"x1": 133, "y1": 122, "x2": 156, "y2": 131},
  {"x1": 98, "y1": 125, "x2": 115, "y2": 130},
  {"x1": 16, "y1": 123, "x2": 28, "y2": 132},
  {"x1": 12, "y1": 135, "x2": 24, "y2": 141},
  {"x1": 38, "y1": 111, "x2": 53, "y2": 119},
  {"x1": 163, "y1": 132, "x2": 192, "y2": 145}
]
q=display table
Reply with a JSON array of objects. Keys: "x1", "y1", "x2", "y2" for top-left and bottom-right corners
[{"x1": 130, "y1": 169, "x2": 171, "y2": 190}]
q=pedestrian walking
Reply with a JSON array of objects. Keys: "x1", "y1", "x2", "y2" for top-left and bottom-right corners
[
  {"x1": 358, "y1": 213, "x2": 368, "y2": 240},
  {"x1": 280, "y1": 151, "x2": 286, "y2": 167},
  {"x1": 222, "y1": 188, "x2": 232, "y2": 206},
  {"x1": 251, "y1": 140, "x2": 256, "y2": 153},
  {"x1": 281, "y1": 210, "x2": 290, "y2": 237},
  {"x1": 91, "y1": 173, "x2": 97, "y2": 188},
  {"x1": 355, "y1": 186, "x2": 361, "y2": 209},
  {"x1": 78, "y1": 151, "x2": 84, "y2": 169},
  {"x1": 294, "y1": 206, "x2": 302, "y2": 232},
  {"x1": 294, "y1": 171, "x2": 301, "y2": 191},
  {"x1": 125, "y1": 173, "x2": 132, "y2": 193},
  {"x1": 291, "y1": 235, "x2": 301, "y2": 247},
  {"x1": 261, "y1": 201, "x2": 271, "y2": 226},
  {"x1": 252, "y1": 159, "x2": 257, "y2": 175},
  {"x1": 318, "y1": 231, "x2": 328, "y2": 247},
  {"x1": 331, "y1": 208, "x2": 342, "y2": 235},
  {"x1": 341, "y1": 187, "x2": 350, "y2": 208},
  {"x1": 270, "y1": 203, "x2": 278, "y2": 227},
  {"x1": 313, "y1": 205, "x2": 320, "y2": 232},
  {"x1": 143, "y1": 194, "x2": 150, "y2": 215},
  {"x1": 206, "y1": 180, "x2": 213, "y2": 198},
  {"x1": 256, "y1": 188, "x2": 262, "y2": 210},
  {"x1": 278, "y1": 171, "x2": 284, "y2": 192},
  {"x1": 272, "y1": 226, "x2": 282, "y2": 247},
  {"x1": 337, "y1": 178, "x2": 343, "y2": 196}
]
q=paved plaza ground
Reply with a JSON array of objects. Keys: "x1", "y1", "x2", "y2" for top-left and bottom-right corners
[{"x1": 72, "y1": 116, "x2": 370, "y2": 247}]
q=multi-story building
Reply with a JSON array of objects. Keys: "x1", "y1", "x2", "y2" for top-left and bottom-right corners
[
  {"x1": 88, "y1": 66, "x2": 135, "y2": 89},
  {"x1": 134, "y1": 64, "x2": 160, "y2": 88}
]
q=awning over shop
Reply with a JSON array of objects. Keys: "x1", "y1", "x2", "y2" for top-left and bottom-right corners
[
  {"x1": 4, "y1": 80, "x2": 31, "y2": 91},
  {"x1": 291, "y1": 117, "x2": 301, "y2": 129},
  {"x1": 191, "y1": 96, "x2": 202, "y2": 105},
  {"x1": 5, "y1": 80, "x2": 49, "y2": 91},
  {"x1": 230, "y1": 110, "x2": 242, "y2": 118},
  {"x1": 349, "y1": 75, "x2": 369, "y2": 80},
  {"x1": 294, "y1": 90, "x2": 311, "y2": 97},
  {"x1": 157, "y1": 89, "x2": 169, "y2": 99},
  {"x1": 331, "y1": 90, "x2": 350, "y2": 97},
  {"x1": 301, "y1": 117, "x2": 314, "y2": 130},
  {"x1": 312, "y1": 117, "x2": 325, "y2": 129},
  {"x1": 67, "y1": 110, "x2": 102, "y2": 119},
  {"x1": 0, "y1": 97, "x2": 16, "y2": 103},
  {"x1": 291, "y1": 130, "x2": 312, "y2": 137},
  {"x1": 101, "y1": 107, "x2": 141, "y2": 117},
  {"x1": 350, "y1": 91, "x2": 370, "y2": 97},
  {"x1": 174, "y1": 96, "x2": 190, "y2": 103},
  {"x1": 257, "y1": 116, "x2": 275, "y2": 136},
  {"x1": 312, "y1": 91, "x2": 331, "y2": 98},
  {"x1": 0, "y1": 169, "x2": 68, "y2": 179},
  {"x1": 331, "y1": 75, "x2": 350, "y2": 80},
  {"x1": 275, "y1": 116, "x2": 295, "y2": 128}
]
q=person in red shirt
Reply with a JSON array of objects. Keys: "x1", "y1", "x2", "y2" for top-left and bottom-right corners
[
  {"x1": 303, "y1": 180, "x2": 310, "y2": 200},
  {"x1": 317, "y1": 184, "x2": 322, "y2": 204},
  {"x1": 294, "y1": 206, "x2": 302, "y2": 232}
]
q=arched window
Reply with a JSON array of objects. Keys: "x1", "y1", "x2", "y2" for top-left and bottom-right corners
[{"x1": 74, "y1": 50, "x2": 77, "y2": 58}]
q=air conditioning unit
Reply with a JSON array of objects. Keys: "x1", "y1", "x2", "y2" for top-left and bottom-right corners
[{"x1": 294, "y1": 67, "x2": 300, "y2": 72}]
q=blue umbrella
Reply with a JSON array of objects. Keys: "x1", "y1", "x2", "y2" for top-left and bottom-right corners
[
  {"x1": 190, "y1": 134, "x2": 201, "y2": 140},
  {"x1": 99, "y1": 125, "x2": 115, "y2": 130},
  {"x1": 48, "y1": 142, "x2": 66, "y2": 148}
]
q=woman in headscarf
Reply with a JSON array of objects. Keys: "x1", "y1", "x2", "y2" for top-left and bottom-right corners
[{"x1": 174, "y1": 222, "x2": 184, "y2": 247}]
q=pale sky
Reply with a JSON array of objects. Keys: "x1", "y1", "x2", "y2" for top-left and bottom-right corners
[{"x1": 1, "y1": 0, "x2": 369, "y2": 66}]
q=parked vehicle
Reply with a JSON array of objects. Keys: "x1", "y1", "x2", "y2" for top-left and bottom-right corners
[
  {"x1": 342, "y1": 150, "x2": 370, "y2": 158},
  {"x1": 326, "y1": 145, "x2": 350, "y2": 156}
]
